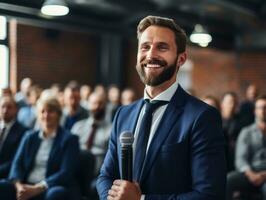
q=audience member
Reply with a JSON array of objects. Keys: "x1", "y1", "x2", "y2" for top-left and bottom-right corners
[
  {"x1": 239, "y1": 83, "x2": 259, "y2": 127},
  {"x1": 0, "y1": 88, "x2": 13, "y2": 97},
  {"x1": 72, "y1": 92, "x2": 111, "y2": 199},
  {"x1": 17, "y1": 85, "x2": 42, "y2": 129},
  {"x1": 226, "y1": 95, "x2": 266, "y2": 200},
  {"x1": 94, "y1": 84, "x2": 106, "y2": 98},
  {"x1": 0, "y1": 96, "x2": 27, "y2": 179},
  {"x1": 61, "y1": 81, "x2": 88, "y2": 130},
  {"x1": 221, "y1": 92, "x2": 242, "y2": 172},
  {"x1": 72, "y1": 92, "x2": 111, "y2": 176},
  {"x1": 121, "y1": 88, "x2": 136, "y2": 105},
  {"x1": 80, "y1": 84, "x2": 92, "y2": 109},
  {"x1": 105, "y1": 85, "x2": 121, "y2": 123},
  {"x1": 0, "y1": 96, "x2": 81, "y2": 200},
  {"x1": 15, "y1": 78, "x2": 33, "y2": 108}
]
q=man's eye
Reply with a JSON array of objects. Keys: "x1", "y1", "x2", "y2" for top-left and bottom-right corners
[
  {"x1": 158, "y1": 45, "x2": 168, "y2": 51},
  {"x1": 140, "y1": 45, "x2": 149, "y2": 50}
]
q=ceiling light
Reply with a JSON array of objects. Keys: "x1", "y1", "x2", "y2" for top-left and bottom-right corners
[
  {"x1": 41, "y1": 0, "x2": 69, "y2": 16},
  {"x1": 189, "y1": 24, "x2": 212, "y2": 47}
]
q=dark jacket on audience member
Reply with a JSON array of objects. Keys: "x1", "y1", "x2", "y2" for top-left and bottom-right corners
[
  {"x1": 8, "y1": 127, "x2": 80, "y2": 188},
  {"x1": 0, "y1": 121, "x2": 27, "y2": 179}
]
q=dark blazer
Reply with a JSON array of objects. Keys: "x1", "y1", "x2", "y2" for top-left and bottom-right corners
[
  {"x1": 0, "y1": 121, "x2": 27, "y2": 179},
  {"x1": 97, "y1": 86, "x2": 226, "y2": 200},
  {"x1": 9, "y1": 127, "x2": 80, "y2": 188}
]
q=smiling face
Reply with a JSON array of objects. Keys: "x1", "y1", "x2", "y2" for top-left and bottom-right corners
[
  {"x1": 36, "y1": 98, "x2": 62, "y2": 134},
  {"x1": 136, "y1": 25, "x2": 184, "y2": 87}
]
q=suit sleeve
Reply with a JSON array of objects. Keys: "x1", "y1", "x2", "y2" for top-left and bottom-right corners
[
  {"x1": 235, "y1": 128, "x2": 251, "y2": 172},
  {"x1": 45, "y1": 135, "x2": 80, "y2": 187},
  {"x1": 96, "y1": 107, "x2": 121, "y2": 200},
  {"x1": 8, "y1": 133, "x2": 31, "y2": 181},
  {"x1": 145, "y1": 108, "x2": 227, "y2": 200}
]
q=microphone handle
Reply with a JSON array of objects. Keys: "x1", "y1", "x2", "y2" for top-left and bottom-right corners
[{"x1": 121, "y1": 146, "x2": 132, "y2": 181}]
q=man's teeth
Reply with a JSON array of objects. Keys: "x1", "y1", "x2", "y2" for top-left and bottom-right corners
[{"x1": 146, "y1": 64, "x2": 161, "y2": 68}]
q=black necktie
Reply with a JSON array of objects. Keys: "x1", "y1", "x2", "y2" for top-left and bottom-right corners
[
  {"x1": 134, "y1": 100, "x2": 167, "y2": 182},
  {"x1": 0, "y1": 127, "x2": 6, "y2": 148}
]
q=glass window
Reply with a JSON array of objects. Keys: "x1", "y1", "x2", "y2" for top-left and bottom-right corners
[
  {"x1": 0, "y1": 16, "x2": 7, "y2": 40},
  {"x1": 0, "y1": 45, "x2": 9, "y2": 89}
]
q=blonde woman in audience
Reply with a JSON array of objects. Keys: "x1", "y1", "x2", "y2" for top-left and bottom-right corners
[{"x1": 0, "y1": 96, "x2": 81, "y2": 200}]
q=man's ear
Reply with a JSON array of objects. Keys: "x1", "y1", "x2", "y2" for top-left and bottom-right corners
[{"x1": 177, "y1": 52, "x2": 187, "y2": 67}]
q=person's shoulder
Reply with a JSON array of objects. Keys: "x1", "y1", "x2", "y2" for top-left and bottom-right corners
[
  {"x1": 186, "y1": 94, "x2": 220, "y2": 117},
  {"x1": 19, "y1": 129, "x2": 39, "y2": 143},
  {"x1": 72, "y1": 118, "x2": 88, "y2": 129},
  {"x1": 239, "y1": 123, "x2": 257, "y2": 136}
]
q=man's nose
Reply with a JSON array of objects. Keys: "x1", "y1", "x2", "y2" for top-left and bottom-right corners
[{"x1": 146, "y1": 46, "x2": 157, "y2": 59}]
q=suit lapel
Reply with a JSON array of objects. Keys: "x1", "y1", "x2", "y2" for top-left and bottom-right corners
[
  {"x1": 118, "y1": 100, "x2": 144, "y2": 178},
  {"x1": 1, "y1": 122, "x2": 18, "y2": 153},
  {"x1": 139, "y1": 86, "x2": 188, "y2": 183},
  {"x1": 129, "y1": 100, "x2": 144, "y2": 133},
  {"x1": 28, "y1": 132, "x2": 41, "y2": 171},
  {"x1": 47, "y1": 127, "x2": 62, "y2": 171}
]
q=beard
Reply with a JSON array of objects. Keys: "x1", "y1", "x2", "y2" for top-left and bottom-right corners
[
  {"x1": 136, "y1": 57, "x2": 178, "y2": 86},
  {"x1": 92, "y1": 109, "x2": 105, "y2": 120}
]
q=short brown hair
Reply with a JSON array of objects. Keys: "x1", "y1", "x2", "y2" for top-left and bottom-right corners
[
  {"x1": 137, "y1": 15, "x2": 187, "y2": 53},
  {"x1": 255, "y1": 95, "x2": 266, "y2": 103}
]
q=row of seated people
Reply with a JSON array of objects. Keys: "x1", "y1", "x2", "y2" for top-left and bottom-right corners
[
  {"x1": 225, "y1": 95, "x2": 266, "y2": 200},
  {"x1": 10, "y1": 78, "x2": 136, "y2": 132},
  {"x1": 0, "y1": 92, "x2": 111, "y2": 200},
  {"x1": 202, "y1": 89, "x2": 266, "y2": 200}
]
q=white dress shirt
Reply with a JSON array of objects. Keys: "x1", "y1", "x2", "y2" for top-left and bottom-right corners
[
  {"x1": 134, "y1": 80, "x2": 179, "y2": 200},
  {"x1": 27, "y1": 131, "x2": 56, "y2": 185}
]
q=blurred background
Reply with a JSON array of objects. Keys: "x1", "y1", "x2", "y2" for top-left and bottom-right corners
[{"x1": 0, "y1": 0, "x2": 266, "y2": 99}]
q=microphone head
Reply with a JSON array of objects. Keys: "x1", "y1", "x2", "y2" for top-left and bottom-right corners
[{"x1": 120, "y1": 131, "x2": 134, "y2": 147}]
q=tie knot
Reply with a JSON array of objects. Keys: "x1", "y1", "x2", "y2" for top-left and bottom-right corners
[
  {"x1": 91, "y1": 123, "x2": 98, "y2": 129},
  {"x1": 144, "y1": 100, "x2": 167, "y2": 114}
]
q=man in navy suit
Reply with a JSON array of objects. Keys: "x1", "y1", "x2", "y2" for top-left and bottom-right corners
[
  {"x1": 0, "y1": 95, "x2": 27, "y2": 179},
  {"x1": 96, "y1": 15, "x2": 226, "y2": 200}
]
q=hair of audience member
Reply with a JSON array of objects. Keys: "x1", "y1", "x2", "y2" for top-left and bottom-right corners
[
  {"x1": 255, "y1": 94, "x2": 266, "y2": 103},
  {"x1": 36, "y1": 96, "x2": 62, "y2": 118},
  {"x1": 65, "y1": 80, "x2": 80, "y2": 92}
]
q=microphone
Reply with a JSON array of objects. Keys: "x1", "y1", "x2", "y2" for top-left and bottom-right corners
[{"x1": 119, "y1": 131, "x2": 134, "y2": 181}]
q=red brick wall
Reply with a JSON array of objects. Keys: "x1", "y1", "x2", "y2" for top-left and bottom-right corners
[
  {"x1": 15, "y1": 23, "x2": 98, "y2": 89},
  {"x1": 11, "y1": 23, "x2": 266, "y2": 100},
  {"x1": 188, "y1": 47, "x2": 266, "y2": 100}
]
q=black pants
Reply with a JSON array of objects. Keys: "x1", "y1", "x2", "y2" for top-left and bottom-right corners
[{"x1": 226, "y1": 171, "x2": 266, "y2": 200}]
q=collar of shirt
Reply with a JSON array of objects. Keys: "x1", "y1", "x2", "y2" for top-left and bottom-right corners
[
  {"x1": 87, "y1": 116, "x2": 105, "y2": 127},
  {"x1": 0, "y1": 119, "x2": 16, "y2": 132},
  {"x1": 143, "y1": 79, "x2": 179, "y2": 103},
  {"x1": 38, "y1": 130, "x2": 57, "y2": 140}
]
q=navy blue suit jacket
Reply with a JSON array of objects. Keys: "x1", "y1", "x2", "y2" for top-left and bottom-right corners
[
  {"x1": 0, "y1": 121, "x2": 27, "y2": 179},
  {"x1": 97, "y1": 86, "x2": 226, "y2": 200},
  {"x1": 8, "y1": 127, "x2": 80, "y2": 188}
]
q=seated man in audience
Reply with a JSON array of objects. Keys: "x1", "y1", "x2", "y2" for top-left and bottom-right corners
[
  {"x1": 17, "y1": 85, "x2": 42, "y2": 129},
  {"x1": 0, "y1": 96, "x2": 27, "y2": 179},
  {"x1": 72, "y1": 92, "x2": 111, "y2": 178},
  {"x1": 0, "y1": 96, "x2": 81, "y2": 200},
  {"x1": 105, "y1": 85, "x2": 121, "y2": 123},
  {"x1": 226, "y1": 95, "x2": 266, "y2": 200},
  {"x1": 15, "y1": 77, "x2": 33, "y2": 108},
  {"x1": 61, "y1": 81, "x2": 88, "y2": 130},
  {"x1": 239, "y1": 83, "x2": 259, "y2": 127}
]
